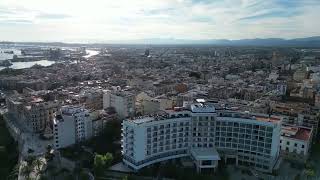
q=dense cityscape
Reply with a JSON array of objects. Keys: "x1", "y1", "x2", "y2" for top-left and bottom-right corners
[
  {"x1": 1, "y1": 0, "x2": 320, "y2": 179},
  {"x1": 0, "y1": 42, "x2": 320, "y2": 180}
]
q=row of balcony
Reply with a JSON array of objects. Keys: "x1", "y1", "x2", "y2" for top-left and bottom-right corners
[{"x1": 123, "y1": 149, "x2": 188, "y2": 166}]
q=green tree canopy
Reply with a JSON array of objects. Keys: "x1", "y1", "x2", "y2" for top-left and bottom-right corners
[{"x1": 93, "y1": 152, "x2": 113, "y2": 176}]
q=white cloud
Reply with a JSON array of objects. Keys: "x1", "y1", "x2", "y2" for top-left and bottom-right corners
[{"x1": 0, "y1": 0, "x2": 319, "y2": 42}]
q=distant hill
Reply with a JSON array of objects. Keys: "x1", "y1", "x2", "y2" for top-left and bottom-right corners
[
  {"x1": 131, "y1": 36, "x2": 320, "y2": 46},
  {"x1": 2, "y1": 36, "x2": 320, "y2": 47}
]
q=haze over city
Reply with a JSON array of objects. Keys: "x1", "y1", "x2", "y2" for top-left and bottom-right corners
[{"x1": 1, "y1": 0, "x2": 320, "y2": 42}]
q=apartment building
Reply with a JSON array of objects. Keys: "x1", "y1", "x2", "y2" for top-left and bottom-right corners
[
  {"x1": 271, "y1": 102, "x2": 319, "y2": 139},
  {"x1": 122, "y1": 103, "x2": 282, "y2": 173},
  {"x1": 80, "y1": 89, "x2": 104, "y2": 110},
  {"x1": 293, "y1": 68, "x2": 308, "y2": 82},
  {"x1": 7, "y1": 96, "x2": 60, "y2": 133},
  {"x1": 103, "y1": 90, "x2": 135, "y2": 119},
  {"x1": 280, "y1": 124, "x2": 312, "y2": 162},
  {"x1": 53, "y1": 106, "x2": 92, "y2": 149},
  {"x1": 297, "y1": 110, "x2": 319, "y2": 139}
]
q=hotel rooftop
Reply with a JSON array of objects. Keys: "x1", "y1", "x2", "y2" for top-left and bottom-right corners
[{"x1": 125, "y1": 102, "x2": 282, "y2": 125}]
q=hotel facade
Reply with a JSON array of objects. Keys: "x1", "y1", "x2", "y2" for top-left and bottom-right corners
[{"x1": 122, "y1": 103, "x2": 282, "y2": 173}]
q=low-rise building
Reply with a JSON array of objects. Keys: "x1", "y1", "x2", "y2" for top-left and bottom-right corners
[{"x1": 280, "y1": 124, "x2": 312, "y2": 162}]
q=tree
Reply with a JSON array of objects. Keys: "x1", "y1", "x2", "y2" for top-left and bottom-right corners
[
  {"x1": 32, "y1": 159, "x2": 44, "y2": 179},
  {"x1": 79, "y1": 170, "x2": 90, "y2": 180},
  {"x1": 305, "y1": 169, "x2": 315, "y2": 178},
  {"x1": 39, "y1": 176, "x2": 49, "y2": 180},
  {"x1": 47, "y1": 165, "x2": 59, "y2": 180},
  {"x1": 32, "y1": 159, "x2": 44, "y2": 172},
  {"x1": 93, "y1": 153, "x2": 113, "y2": 176},
  {"x1": 45, "y1": 145, "x2": 53, "y2": 160},
  {"x1": 294, "y1": 174, "x2": 300, "y2": 180},
  {"x1": 7, "y1": 164, "x2": 19, "y2": 180},
  {"x1": 21, "y1": 164, "x2": 33, "y2": 179},
  {"x1": 89, "y1": 120, "x2": 122, "y2": 156}
]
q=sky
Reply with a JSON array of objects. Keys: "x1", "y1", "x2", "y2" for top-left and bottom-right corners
[{"x1": 0, "y1": 0, "x2": 319, "y2": 43}]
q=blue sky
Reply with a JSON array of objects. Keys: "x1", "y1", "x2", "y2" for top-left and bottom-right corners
[{"x1": 0, "y1": 0, "x2": 319, "y2": 42}]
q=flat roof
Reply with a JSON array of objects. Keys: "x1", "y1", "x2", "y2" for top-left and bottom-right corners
[
  {"x1": 218, "y1": 111, "x2": 282, "y2": 124},
  {"x1": 127, "y1": 110, "x2": 191, "y2": 125},
  {"x1": 191, "y1": 148, "x2": 221, "y2": 161},
  {"x1": 255, "y1": 116, "x2": 281, "y2": 123},
  {"x1": 130, "y1": 117, "x2": 154, "y2": 124}
]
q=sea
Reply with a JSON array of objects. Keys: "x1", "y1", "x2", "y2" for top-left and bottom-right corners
[{"x1": 0, "y1": 49, "x2": 99, "y2": 71}]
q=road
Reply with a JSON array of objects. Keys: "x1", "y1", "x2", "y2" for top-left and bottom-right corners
[{"x1": 2, "y1": 112, "x2": 52, "y2": 180}]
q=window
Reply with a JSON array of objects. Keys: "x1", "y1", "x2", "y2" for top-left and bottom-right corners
[
  {"x1": 202, "y1": 160, "x2": 212, "y2": 165},
  {"x1": 302, "y1": 145, "x2": 305, "y2": 148},
  {"x1": 294, "y1": 143, "x2": 297, "y2": 147},
  {"x1": 287, "y1": 142, "x2": 290, "y2": 145}
]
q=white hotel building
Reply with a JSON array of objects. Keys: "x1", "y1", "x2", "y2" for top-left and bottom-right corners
[{"x1": 122, "y1": 103, "x2": 282, "y2": 173}]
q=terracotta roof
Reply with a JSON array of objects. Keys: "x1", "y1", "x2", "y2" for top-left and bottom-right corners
[
  {"x1": 281, "y1": 125, "x2": 312, "y2": 141},
  {"x1": 294, "y1": 127, "x2": 312, "y2": 141}
]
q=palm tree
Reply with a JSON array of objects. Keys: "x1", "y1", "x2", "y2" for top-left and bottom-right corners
[
  {"x1": 21, "y1": 164, "x2": 33, "y2": 179},
  {"x1": 32, "y1": 159, "x2": 44, "y2": 179}
]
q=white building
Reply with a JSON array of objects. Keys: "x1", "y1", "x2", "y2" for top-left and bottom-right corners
[
  {"x1": 122, "y1": 103, "x2": 282, "y2": 173},
  {"x1": 280, "y1": 124, "x2": 312, "y2": 162},
  {"x1": 103, "y1": 90, "x2": 135, "y2": 119},
  {"x1": 53, "y1": 106, "x2": 92, "y2": 149}
]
